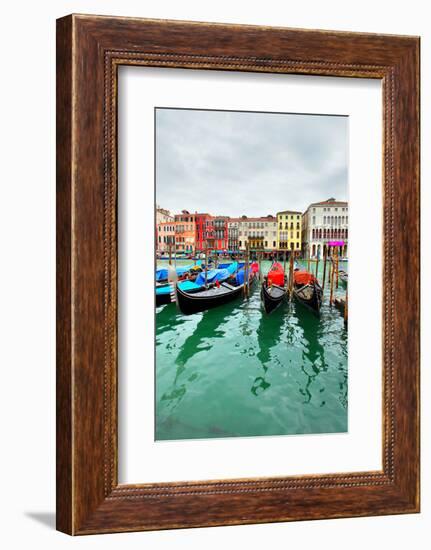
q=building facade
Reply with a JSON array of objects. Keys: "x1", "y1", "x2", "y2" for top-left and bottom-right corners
[
  {"x1": 174, "y1": 211, "x2": 196, "y2": 254},
  {"x1": 195, "y1": 213, "x2": 214, "y2": 251},
  {"x1": 227, "y1": 220, "x2": 239, "y2": 252},
  {"x1": 156, "y1": 206, "x2": 174, "y2": 225},
  {"x1": 213, "y1": 216, "x2": 229, "y2": 250},
  {"x1": 276, "y1": 210, "x2": 302, "y2": 253},
  {"x1": 156, "y1": 206, "x2": 174, "y2": 253},
  {"x1": 302, "y1": 198, "x2": 348, "y2": 258},
  {"x1": 156, "y1": 221, "x2": 176, "y2": 254},
  {"x1": 235, "y1": 216, "x2": 278, "y2": 252}
]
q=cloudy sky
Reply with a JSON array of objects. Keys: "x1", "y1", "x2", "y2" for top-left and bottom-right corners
[{"x1": 156, "y1": 108, "x2": 348, "y2": 217}]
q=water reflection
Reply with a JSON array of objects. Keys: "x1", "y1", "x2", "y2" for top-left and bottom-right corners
[
  {"x1": 295, "y1": 304, "x2": 328, "y2": 404},
  {"x1": 251, "y1": 303, "x2": 287, "y2": 396},
  {"x1": 158, "y1": 300, "x2": 241, "y2": 410},
  {"x1": 156, "y1": 304, "x2": 187, "y2": 335},
  {"x1": 156, "y1": 260, "x2": 348, "y2": 440}
]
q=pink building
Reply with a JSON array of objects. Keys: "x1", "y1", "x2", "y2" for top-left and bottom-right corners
[{"x1": 157, "y1": 221, "x2": 176, "y2": 254}]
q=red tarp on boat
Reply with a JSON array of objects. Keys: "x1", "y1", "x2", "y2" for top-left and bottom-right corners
[
  {"x1": 294, "y1": 270, "x2": 317, "y2": 285},
  {"x1": 268, "y1": 262, "x2": 285, "y2": 286}
]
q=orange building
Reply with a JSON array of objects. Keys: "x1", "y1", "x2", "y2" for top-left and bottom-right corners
[{"x1": 174, "y1": 211, "x2": 196, "y2": 254}]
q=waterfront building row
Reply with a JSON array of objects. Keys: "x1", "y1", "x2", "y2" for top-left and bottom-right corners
[{"x1": 156, "y1": 198, "x2": 348, "y2": 257}]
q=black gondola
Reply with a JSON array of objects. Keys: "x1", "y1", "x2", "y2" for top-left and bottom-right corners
[
  {"x1": 260, "y1": 284, "x2": 287, "y2": 314},
  {"x1": 260, "y1": 261, "x2": 287, "y2": 314},
  {"x1": 176, "y1": 274, "x2": 256, "y2": 315},
  {"x1": 156, "y1": 288, "x2": 173, "y2": 307},
  {"x1": 292, "y1": 272, "x2": 323, "y2": 316}
]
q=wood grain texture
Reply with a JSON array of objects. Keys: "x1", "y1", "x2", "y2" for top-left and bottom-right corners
[{"x1": 56, "y1": 14, "x2": 420, "y2": 535}]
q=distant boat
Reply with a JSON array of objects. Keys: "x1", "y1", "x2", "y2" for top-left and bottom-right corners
[
  {"x1": 339, "y1": 270, "x2": 348, "y2": 286},
  {"x1": 155, "y1": 262, "x2": 201, "y2": 284},
  {"x1": 176, "y1": 263, "x2": 258, "y2": 315},
  {"x1": 292, "y1": 269, "x2": 323, "y2": 316},
  {"x1": 260, "y1": 262, "x2": 287, "y2": 314},
  {"x1": 217, "y1": 262, "x2": 245, "y2": 269}
]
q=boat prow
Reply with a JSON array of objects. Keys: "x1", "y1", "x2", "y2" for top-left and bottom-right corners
[{"x1": 261, "y1": 284, "x2": 287, "y2": 314}]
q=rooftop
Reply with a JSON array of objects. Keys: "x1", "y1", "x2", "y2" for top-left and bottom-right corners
[
  {"x1": 277, "y1": 210, "x2": 302, "y2": 215},
  {"x1": 228, "y1": 216, "x2": 276, "y2": 223},
  {"x1": 305, "y1": 198, "x2": 348, "y2": 211}
]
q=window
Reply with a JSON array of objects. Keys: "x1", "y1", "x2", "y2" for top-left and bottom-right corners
[
  {"x1": 296, "y1": 242, "x2": 299, "y2": 249},
  {"x1": 312, "y1": 216, "x2": 316, "y2": 224},
  {"x1": 273, "y1": 241, "x2": 276, "y2": 247},
  {"x1": 296, "y1": 232, "x2": 299, "y2": 239}
]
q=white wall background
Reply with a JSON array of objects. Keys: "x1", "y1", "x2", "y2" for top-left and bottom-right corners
[{"x1": 0, "y1": 0, "x2": 427, "y2": 548}]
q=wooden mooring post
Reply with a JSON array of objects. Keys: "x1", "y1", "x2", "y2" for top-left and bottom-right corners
[
  {"x1": 344, "y1": 287, "x2": 348, "y2": 325},
  {"x1": 322, "y1": 246, "x2": 328, "y2": 293},
  {"x1": 335, "y1": 246, "x2": 339, "y2": 289},
  {"x1": 288, "y1": 250, "x2": 294, "y2": 300},
  {"x1": 258, "y1": 251, "x2": 263, "y2": 283},
  {"x1": 244, "y1": 242, "x2": 250, "y2": 299},
  {"x1": 329, "y1": 247, "x2": 335, "y2": 306},
  {"x1": 204, "y1": 241, "x2": 208, "y2": 288}
]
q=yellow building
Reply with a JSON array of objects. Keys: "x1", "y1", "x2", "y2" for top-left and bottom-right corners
[{"x1": 277, "y1": 210, "x2": 302, "y2": 253}]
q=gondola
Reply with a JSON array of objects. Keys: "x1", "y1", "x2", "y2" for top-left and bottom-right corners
[
  {"x1": 260, "y1": 262, "x2": 287, "y2": 314},
  {"x1": 176, "y1": 263, "x2": 258, "y2": 315},
  {"x1": 292, "y1": 269, "x2": 323, "y2": 316},
  {"x1": 156, "y1": 262, "x2": 239, "y2": 308},
  {"x1": 156, "y1": 280, "x2": 202, "y2": 307}
]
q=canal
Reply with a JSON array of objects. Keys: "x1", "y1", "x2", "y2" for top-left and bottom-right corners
[{"x1": 155, "y1": 260, "x2": 348, "y2": 441}]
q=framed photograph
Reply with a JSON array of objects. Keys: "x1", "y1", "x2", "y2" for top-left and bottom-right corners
[{"x1": 56, "y1": 14, "x2": 420, "y2": 534}]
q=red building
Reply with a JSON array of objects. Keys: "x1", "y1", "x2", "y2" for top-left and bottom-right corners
[
  {"x1": 194, "y1": 213, "x2": 214, "y2": 252},
  {"x1": 213, "y1": 216, "x2": 229, "y2": 251}
]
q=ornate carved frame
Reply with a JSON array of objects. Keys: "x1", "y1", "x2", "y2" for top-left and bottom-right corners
[{"x1": 56, "y1": 14, "x2": 420, "y2": 534}]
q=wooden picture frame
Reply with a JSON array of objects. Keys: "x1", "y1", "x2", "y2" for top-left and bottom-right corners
[{"x1": 56, "y1": 14, "x2": 420, "y2": 535}]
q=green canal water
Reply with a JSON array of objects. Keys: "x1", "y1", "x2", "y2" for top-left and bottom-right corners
[{"x1": 155, "y1": 260, "x2": 348, "y2": 441}]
